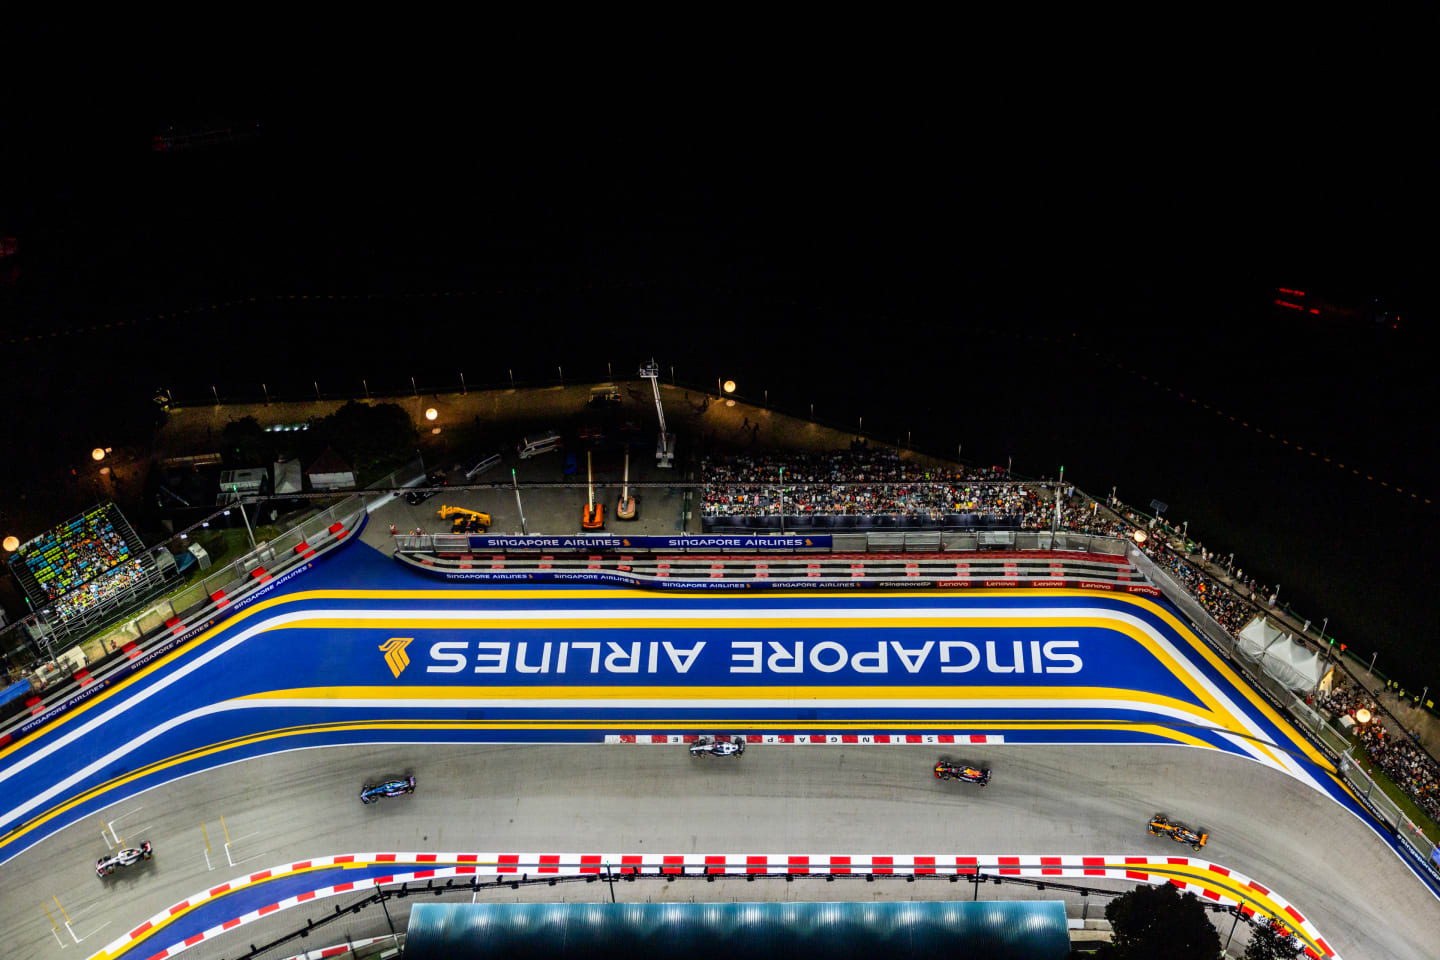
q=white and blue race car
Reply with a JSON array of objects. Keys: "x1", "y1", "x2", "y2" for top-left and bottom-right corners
[{"x1": 97, "y1": 841, "x2": 153, "y2": 878}]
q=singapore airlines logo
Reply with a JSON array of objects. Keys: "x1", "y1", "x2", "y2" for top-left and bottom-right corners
[{"x1": 380, "y1": 638, "x2": 413, "y2": 678}]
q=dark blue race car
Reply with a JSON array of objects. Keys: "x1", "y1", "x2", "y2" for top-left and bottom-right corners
[{"x1": 360, "y1": 776, "x2": 416, "y2": 804}]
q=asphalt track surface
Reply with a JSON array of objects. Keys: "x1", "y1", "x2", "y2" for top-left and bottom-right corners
[{"x1": 1, "y1": 742, "x2": 1437, "y2": 960}]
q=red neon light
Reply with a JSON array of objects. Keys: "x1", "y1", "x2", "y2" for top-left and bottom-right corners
[
  {"x1": 1277, "y1": 287, "x2": 1306, "y2": 297},
  {"x1": 1309, "y1": 308, "x2": 1319, "y2": 314},
  {"x1": 1273, "y1": 300, "x2": 1304, "y2": 311}
]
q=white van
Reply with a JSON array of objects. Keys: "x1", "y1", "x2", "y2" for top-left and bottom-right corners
[{"x1": 517, "y1": 431, "x2": 563, "y2": 459}]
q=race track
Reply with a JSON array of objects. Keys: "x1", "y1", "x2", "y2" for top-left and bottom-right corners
[
  {"x1": 1, "y1": 540, "x2": 1436, "y2": 960},
  {"x1": 0, "y1": 743, "x2": 1434, "y2": 960}
]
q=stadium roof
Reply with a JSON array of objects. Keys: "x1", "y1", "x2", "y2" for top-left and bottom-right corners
[{"x1": 403, "y1": 900, "x2": 1071, "y2": 960}]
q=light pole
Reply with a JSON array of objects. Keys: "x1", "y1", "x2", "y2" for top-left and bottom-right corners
[
  {"x1": 1367, "y1": 651, "x2": 1377, "y2": 676},
  {"x1": 236, "y1": 500, "x2": 256, "y2": 550},
  {"x1": 1223, "y1": 907, "x2": 1243, "y2": 952},
  {"x1": 512, "y1": 468, "x2": 528, "y2": 535},
  {"x1": 379, "y1": 892, "x2": 398, "y2": 946},
  {"x1": 779, "y1": 467, "x2": 785, "y2": 536}
]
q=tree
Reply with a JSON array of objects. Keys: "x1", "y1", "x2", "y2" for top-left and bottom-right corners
[
  {"x1": 307, "y1": 401, "x2": 417, "y2": 477},
  {"x1": 1244, "y1": 918, "x2": 1304, "y2": 960},
  {"x1": 1092, "y1": 883, "x2": 1221, "y2": 960},
  {"x1": 221, "y1": 416, "x2": 275, "y2": 467}
]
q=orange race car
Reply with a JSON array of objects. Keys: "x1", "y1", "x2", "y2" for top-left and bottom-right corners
[{"x1": 1147, "y1": 814, "x2": 1208, "y2": 850}]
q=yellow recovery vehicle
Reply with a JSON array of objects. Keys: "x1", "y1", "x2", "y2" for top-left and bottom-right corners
[{"x1": 436, "y1": 505, "x2": 492, "y2": 533}]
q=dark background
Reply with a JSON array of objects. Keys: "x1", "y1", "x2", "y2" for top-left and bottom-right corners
[{"x1": 0, "y1": 54, "x2": 1435, "y2": 683}]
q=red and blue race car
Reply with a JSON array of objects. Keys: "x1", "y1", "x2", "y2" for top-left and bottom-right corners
[{"x1": 934, "y1": 761, "x2": 991, "y2": 786}]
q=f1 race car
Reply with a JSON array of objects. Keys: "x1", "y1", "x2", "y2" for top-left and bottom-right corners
[
  {"x1": 689, "y1": 737, "x2": 745, "y2": 758},
  {"x1": 360, "y1": 776, "x2": 417, "y2": 804},
  {"x1": 97, "y1": 841, "x2": 153, "y2": 878},
  {"x1": 934, "y1": 761, "x2": 991, "y2": 786},
  {"x1": 1147, "y1": 814, "x2": 1208, "y2": 850}
]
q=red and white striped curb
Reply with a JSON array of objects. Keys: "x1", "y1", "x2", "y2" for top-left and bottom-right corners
[
  {"x1": 605, "y1": 733, "x2": 1005, "y2": 745},
  {"x1": 277, "y1": 935, "x2": 396, "y2": 960},
  {"x1": 92, "y1": 852, "x2": 1337, "y2": 960}
]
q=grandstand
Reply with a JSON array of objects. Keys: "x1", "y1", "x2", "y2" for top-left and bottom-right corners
[
  {"x1": 701, "y1": 451, "x2": 1069, "y2": 531},
  {"x1": 6, "y1": 503, "x2": 168, "y2": 623}
]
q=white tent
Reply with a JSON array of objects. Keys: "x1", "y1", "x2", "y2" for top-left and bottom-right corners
[
  {"x1": 1236, "y1": 618, "x2": 1286, "y2": 661},
  {"x1": 273, "y1": 458, "x2": 303, "y2": 495},
  {"x1": 1260, "y1": 636, "x2": 1326, "y2": 692}
]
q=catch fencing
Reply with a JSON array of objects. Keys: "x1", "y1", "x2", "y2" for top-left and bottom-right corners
[{"x1": 1125, "y1": 540, "x2": 1438, "y2": 871}]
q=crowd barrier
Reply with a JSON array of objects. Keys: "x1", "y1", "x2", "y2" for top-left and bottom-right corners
[{"x1": 1124, "y1": 540, "x2": 1440, "y2": 879}]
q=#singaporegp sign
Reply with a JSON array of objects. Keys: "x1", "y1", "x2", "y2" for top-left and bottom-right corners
[{"x1": 387, "y1": 638, "x2": 1085, "y2": 678}]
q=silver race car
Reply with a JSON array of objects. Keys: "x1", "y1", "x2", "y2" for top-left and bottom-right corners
[{"x1": 97, "y1": 841, "x2": 153, "y2": 878}]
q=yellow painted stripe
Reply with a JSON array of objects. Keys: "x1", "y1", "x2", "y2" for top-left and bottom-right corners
[
  {"x1": 2, "y1": 718, "x2": 1215, "y2": 851},
  {"x1": 1133, "y1": 602, "x2": 1333, "y2": 772},
  {"x1": 2, "y1": 587, "x2": 1309, "y2": 782},
  {"x1": 240, "y1": 683, "x2": 1212, "y2": 714}
]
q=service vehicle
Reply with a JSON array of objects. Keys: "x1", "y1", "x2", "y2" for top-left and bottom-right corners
[
  {"x1": 689, "y1": 737, "x2": 745, "y2": 758},
  {"x1": 360, "y1": 776, "x2": 417, "y2": 804},
  {"x1": 437, "y1": 505, "x2": 492, "y2": 532},
  {"x1": 97, "y1": 841, "x2": 153, "y2": 878},
  {"x1": 1147, "y1": 814, "x2": 1208, "y2": 850},
  {"x1": 517, "y1": 431, "x2": 563, "y2": 459},
  {"x1": 934, "y1": 760, "x2": 991, "y2": 786}
]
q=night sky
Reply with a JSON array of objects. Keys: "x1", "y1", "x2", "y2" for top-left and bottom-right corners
[{"x1": 0, "y1": 43, "x2": 1435, "y2": 679}]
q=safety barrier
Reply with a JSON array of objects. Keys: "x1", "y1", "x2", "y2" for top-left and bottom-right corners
[
  {"x1": 394, "y1": 547, "x2": 1152, "y2": 591},
  {"x1": 393, "y1": 530, "x2": 1130, "y2": 556},
  {"x1": 0, "y1": 496, "x2": 368, "y2": 750}
]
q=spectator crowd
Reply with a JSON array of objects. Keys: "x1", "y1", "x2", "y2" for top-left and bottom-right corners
[
  {"x1": 18, "y1": 505, "x2": 136, "y2": 599},
  {"x1": 1319, "y1": 679, "x2": 1440, "y2": 824},
  {"x1": 702, "y1": 451, "x2": 1068, "y2": 525},
  {"x1": 51, "y1": 559, "x2": 154, "y2": 621},
  {"x1": 1117, "y1": 501, "x2": 1440, "y2": 831}
]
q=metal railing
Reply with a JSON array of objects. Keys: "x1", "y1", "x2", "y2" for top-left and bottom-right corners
[
  {"x1": 1339, "y1": 747, "x2": 1438, "y2": 864},
  {"x1": 1125, "y1": 536, "x2": 1440, "y2": 867},
  {"x1": 0, "y1": 496, "x2": 368, "y2": 738}
]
